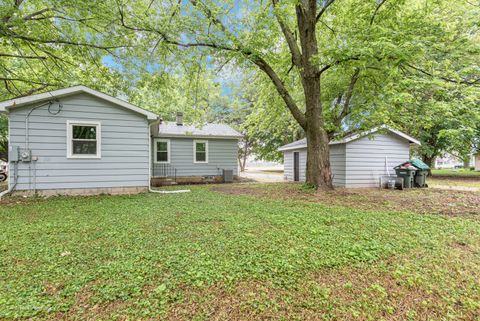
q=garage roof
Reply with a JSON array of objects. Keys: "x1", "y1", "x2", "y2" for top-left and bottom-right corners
[{"x1": 278, "y1": 126, "x2": 421, "y2": 151}]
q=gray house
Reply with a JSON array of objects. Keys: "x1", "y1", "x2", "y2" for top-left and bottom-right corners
[
  {"x1": 151, "y1": 115, "x2": 242, "y2": 185},
  {"x1": 0, "y1": 86, "x2": 241, "y2": 196},
  {"x1": 279, "y1": 127, "x2": 421, "y2": 188}
]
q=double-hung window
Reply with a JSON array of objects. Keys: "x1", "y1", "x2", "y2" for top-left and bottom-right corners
[
  {"x1": 194, "y1": 140, "x2": 208, "y2": 163},
  {"x1": 154, "y1": 139, "x2": 170, "y2": 163},
  {"x1": 67, "y1": 121, "x2": 101, "y2": 158}
]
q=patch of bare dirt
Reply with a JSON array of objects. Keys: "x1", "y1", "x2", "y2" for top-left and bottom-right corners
[{"x1": 211, "y1": 184, "x2": 480, "y2": 217}]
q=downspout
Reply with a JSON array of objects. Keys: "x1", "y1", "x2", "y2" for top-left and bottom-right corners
[{"x1": 148, "y1": 119, "x2": 190, "y2": 194}]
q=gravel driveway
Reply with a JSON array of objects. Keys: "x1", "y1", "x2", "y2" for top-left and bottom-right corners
[{"x1": 240, "y1": 167, "x2": 285, "y2": 183}]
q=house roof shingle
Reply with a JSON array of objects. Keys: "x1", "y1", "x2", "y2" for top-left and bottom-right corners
[{"x1": 158, "y1": 122, "x2": 243, "y2": 139}]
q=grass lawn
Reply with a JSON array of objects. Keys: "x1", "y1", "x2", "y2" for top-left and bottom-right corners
[
  {"x1": 1, "y1": 184, "x2": 480, "y2": 320},
  {"x1": 429, "y1": 177, "x2": 480, "y2": 189},
  {"x1": 432, "y1": 168, "x2": 480, "y2": 177}
]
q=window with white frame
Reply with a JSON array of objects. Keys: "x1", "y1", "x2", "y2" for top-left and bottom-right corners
[
  {"x1": 67, "y1": 121, "x2": 101, "y2": 158},
  {"x1": 194, "y1": 140, "x2": 208, "y2": 163},
  {"x1": 154, "y1": 139, "x2": 170, "y2": 163}
]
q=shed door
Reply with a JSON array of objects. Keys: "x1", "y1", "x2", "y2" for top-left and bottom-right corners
[{"x1": 293, "y1": 152, "x2": 300, "y2": 182}]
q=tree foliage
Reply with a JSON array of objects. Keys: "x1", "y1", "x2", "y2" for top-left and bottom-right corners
[
  {"x1": 0, "y1": 115, "x2": 7, "y2": 161},
  {"x1": 0, "y1": 0, "x2": 478, "y2": 176}
]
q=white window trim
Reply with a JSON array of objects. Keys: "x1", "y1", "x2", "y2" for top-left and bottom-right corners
[
  {"x1": 193, "y1": 140, "x2": 208, "y2": 164},
  {"x1": 66, "y1": 120, "x2": 101, "y2": 159},
  {"x1": 154, "y1": 138, "x2": 170, "y2": 163}
]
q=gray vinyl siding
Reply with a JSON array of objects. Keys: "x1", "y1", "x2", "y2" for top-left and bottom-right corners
[
  {"x1": 8, "y1": 93, "x2": 150, "y2": 191},
  {"x1": 153, "y1": 137, "x2": 239, "y2": 176},
  {"x1": 282, "y1": 133, "x2": 410, "y2": 188},
  {"x1": 283, "y1": 144, "x2": 346, "y2": 187},
  {"x1": 345, "y1": 133, "x2": 410, "y2": 187},
  {"x1": 283, "y1": 150, "x2": 293, "y2": 181},
  {"x1": 282, "y1": 149, "x2": 307, "y2": 182}
]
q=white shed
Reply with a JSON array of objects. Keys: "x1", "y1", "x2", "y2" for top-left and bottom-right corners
[{"x1": 278, "y1": 126, "x2": 421, "y2": 188}]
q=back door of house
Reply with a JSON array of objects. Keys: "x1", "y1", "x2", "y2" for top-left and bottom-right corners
[{"x1": 293, "y1": 152, "x2": 300, "y2": 182}]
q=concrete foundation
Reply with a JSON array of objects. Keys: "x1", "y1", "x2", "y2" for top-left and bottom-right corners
[
  {"x1": 12, "y1": 186, "x2": 148, "y2": 197},
  {"x1": 151, "y1": 175, "x2": 237, "y2": 186}
]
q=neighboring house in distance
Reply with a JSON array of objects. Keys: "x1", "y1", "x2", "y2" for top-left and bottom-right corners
[
  {"x1": 0, "y1": 86, "x2": 241, "y2": 196},
  {"x1": 278, "y1": 127, "x2": 421, "y2": 188},
  {"x1": 434, "y1": 153, "x2": 464, "y2": 169},
  {"x1": 475, "y1": 152, "x2": 480, "y2": 171},
  {"x1": 151, "y1": 115, "x2": 242, "y2": 185}
]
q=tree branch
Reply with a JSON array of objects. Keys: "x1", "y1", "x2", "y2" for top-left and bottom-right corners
[
  {"x1": 335, "y1": 68, "x2": 360, "y2": 126},
  {"x1": 250, "y1": 55, "x2": 306, "y2": 128},
  {"x1": 0, "y1": 77, "x2": 48, "y2": 85},
  {"x1": 271, "y1": 0, "x2": 302, "y2": 67},
  {"x1": 22, "y1": 8, "x2": 53, "y2": 20},
  {"x1": 118, "y1": 0, "x2": 306, "y2": 128},
  {"x1": 405, "y1": 63, "x2": 480, "y2": 86},
  {"x1": 1, "y1": 32, "x2": 132, "y2": 50},
  {"x1": 316, "y1": 0, "x2": 335, "y2": 23},
  {"x1": 370, "y1": 0, "x2": 388, "y2": 25},
  {"x1": 0, "y1": 53, "x2": 46, "y2": 59},
  {"x1": 319, "y1": 56, "x2": 360, "y2": 74}
]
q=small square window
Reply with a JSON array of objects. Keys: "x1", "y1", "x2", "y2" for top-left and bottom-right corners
[{"x1": 67, "y1": 121, "x2": 101, "y2": 158}]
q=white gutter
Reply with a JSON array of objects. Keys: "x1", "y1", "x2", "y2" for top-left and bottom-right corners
[{"x1": 148, "y1": 120, "x2": 190, "y2": 194}]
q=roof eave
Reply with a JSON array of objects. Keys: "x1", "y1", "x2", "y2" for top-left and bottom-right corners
[
  {"x1": 0, "y1": 85, "x2": 159, "y2": 120},
  {"x1": 278, "y1": 126, "x2": 422, "y2": 151},
  {"x1": 278, "y1": 145, "x2": 307, "y2": 151}
]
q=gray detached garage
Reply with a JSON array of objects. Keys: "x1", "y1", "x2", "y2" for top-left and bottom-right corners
[{"x1": 279, "y1": 127, "x2": 421, "y2": 188}]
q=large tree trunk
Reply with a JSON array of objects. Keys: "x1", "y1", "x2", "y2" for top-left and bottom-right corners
[
  {"x1": 422, "y1": 155, "x2": 435, "y2": 176},
  {"x1": 303, "y1": 77, "x2": 333, "y2": 188},
  {"x1": 296, "y1": 2, "x2": 333, "y2": 189},
  {"x1": 305, "y1": 126, "x2": 332, "y2": 188},
  {"x1": 463, "y1": 157, "x2": 470, "y2": 169}
]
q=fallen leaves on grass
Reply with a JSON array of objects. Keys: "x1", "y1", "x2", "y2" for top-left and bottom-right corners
[{"x1": 212, "y1": 184, "x2": 480, "y2": 217}]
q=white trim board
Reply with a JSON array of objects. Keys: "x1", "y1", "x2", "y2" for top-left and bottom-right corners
[
  {"x1": 193, "y1": 140, "x2": 209, "y2": 163},
  {"x1": 0, "y1": 85, "x2": 159, "y2": 120},
  {"x1": 153, "y1": 138, "x2": 171, "y2": 164},
  {"x1": 66, "y1": 120, "x2": 102, "y2": 159}
]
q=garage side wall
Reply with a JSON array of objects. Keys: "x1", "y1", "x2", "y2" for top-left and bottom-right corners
[
  {"x1": 283, "y1": 144, "x2": 346, "y2": 187},
  {"x1": 345, "y1": 133, "x2": 410, "y2": 187},
  {"x1": 8, "y1": 93, "x2": 150, "y2": 192}
]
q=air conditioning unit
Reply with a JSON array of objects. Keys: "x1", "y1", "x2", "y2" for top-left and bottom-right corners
[{"x1": 223, "y1": 169, "x2": 233, "y2": 183}]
